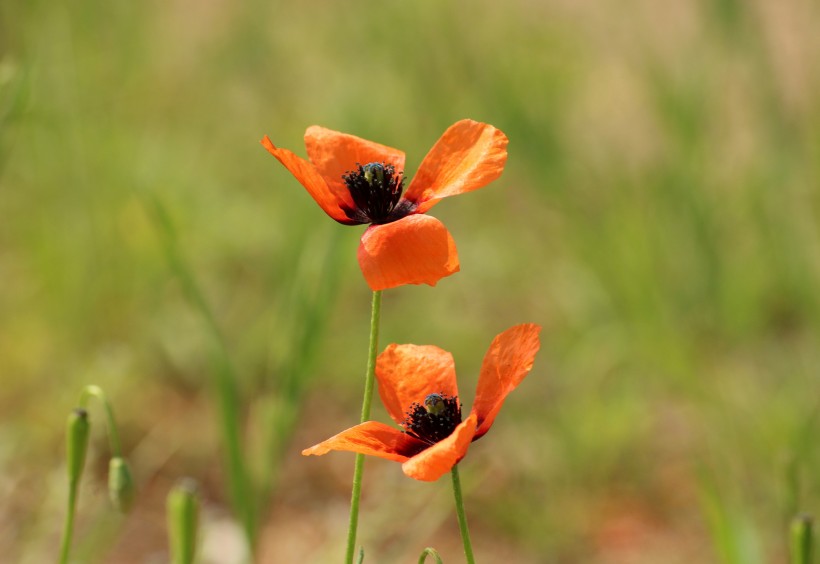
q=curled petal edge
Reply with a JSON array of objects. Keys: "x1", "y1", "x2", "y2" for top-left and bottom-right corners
[
  {"x1": 472, "y1": 323, "x2": 542, "y2": 440},
  {"x1": 261, "y1": 136, "x2": 355, "y2": 224},
  {"x1": 302, "y1": 421, "x2": 425, "y2": 463}
]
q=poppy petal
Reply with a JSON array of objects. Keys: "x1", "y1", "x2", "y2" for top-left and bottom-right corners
[
  {"x1": 304, "y1": 126, "x2": 406, "y2": 199},
  {"x1": 302, "y1": 421, "x2": 426, "y2": 462},
  {"x1": 404, "y1": 120, "x2": 508, "y2": 213},
  {"x1": 357, "y1": 215, "x2": 459, "y2": 290},
  {"x1": 376, "y1": 344, "x2": 459, "y2": 425},
  {"x1": 472, "y1": 324, "x2": 542, "y2": 439},
  {"x1": 261, "y1": 136, "x2": 355, "y2": 224},
  {"x1": 401, "y1": 413, "x2": 478, "y2": 482}
]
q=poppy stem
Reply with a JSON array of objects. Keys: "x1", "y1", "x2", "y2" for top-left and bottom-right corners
[
  {"x1": 79, "y1": 385, "x2": 123, "y2": 457},
  {"x1": 451, "y1": 465, "x2": 476, "y2": 564},
  {"x1": 345, "y1": 289, "x2": 383, "y2": 564}
]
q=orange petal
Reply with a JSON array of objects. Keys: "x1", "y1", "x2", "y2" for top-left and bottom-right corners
[
  {"x1": 404, "y1": 120, "x2": 508, "y2": 213},
  {"x1": 302, "y1": 421, "x2": 425, "y2": 462},
  {"x1": 401, "y1": 413, "x2": 478, "y2": 482},
  {"x1": 304, "y1": 126, "x2": 406, "y2": 200},
  {"x1": 261, "y1": 136, "x2": 355, "y2": 224},
  {"x1": 376, "y1": 344, "x2": 459, "y2": 425},
  {"x1": 357, "y1": 215, "x2": 459, "y2": 290},
  {"x1": 472, "y1": 324, "x2": 542, "y2": 439}
]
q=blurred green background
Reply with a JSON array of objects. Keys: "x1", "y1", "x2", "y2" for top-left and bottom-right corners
[{"x1": 1, "y1": 0, "x2": 819, "y2": 562}]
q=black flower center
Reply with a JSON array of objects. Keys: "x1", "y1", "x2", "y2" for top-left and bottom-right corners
[
  {"x1": 401, "y1": 393, "x2": 463, "y2": 445},
  {"x1": 342, "y1": 162, "x2": 415, "y2": 225}
]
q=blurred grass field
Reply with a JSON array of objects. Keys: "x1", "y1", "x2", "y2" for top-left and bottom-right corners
[{"x1": 1, "y1": 0, "x2": 819, "y2": 562}]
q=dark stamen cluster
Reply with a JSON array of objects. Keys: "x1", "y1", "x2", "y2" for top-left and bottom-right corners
[
  {"x1": 342, "y1": 162, "x2": 413, "y2": 224},
  {"x1": 401, "y1": 393, "x2": 463, "y2": 445}
]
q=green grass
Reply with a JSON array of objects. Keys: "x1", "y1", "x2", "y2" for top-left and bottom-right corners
[{"x1": 1, "y1": 0, "x2": 818, "y2": 561}]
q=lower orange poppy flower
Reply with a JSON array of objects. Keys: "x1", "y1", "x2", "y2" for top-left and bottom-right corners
[
  {"x1": 261, "y1": 120, "x2": 508, "y2": 290},
  {"x1": 303, "y1": 323, "x2": 541, "y2": 481}
]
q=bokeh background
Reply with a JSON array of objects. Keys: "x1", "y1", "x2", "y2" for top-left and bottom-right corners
[{"x1": 1, "y1": 0, "x2": 819, "y2": 562}]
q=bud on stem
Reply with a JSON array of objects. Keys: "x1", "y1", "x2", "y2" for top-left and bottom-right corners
[
  {"x1": 167, "y1": 478, "x2": 200, "y2": 564},
  {"x1": 108, "y1": 457, "x2": 135, "y2": 513},
  {"x1": 790, "y1": 514, "x2": 814, "y2": 564},
  {"x1": 60, "y1": 408, "x2": 91, "y2": 564},
  {"x1": 67, "y1": 408, "x2": 90, "y2": 487}
]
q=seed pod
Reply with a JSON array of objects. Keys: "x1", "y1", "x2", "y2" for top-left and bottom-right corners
[{"x1": 108, "y1": 457, "x2": 135, "y2": 513}]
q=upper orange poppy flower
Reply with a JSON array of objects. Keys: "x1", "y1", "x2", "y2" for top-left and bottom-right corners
[
  {"x1": 261, "y1": 120, "x2": 508, "y2": 290},
  {"x1": 303, "y1": 323, "x2": 541, "y2": 481}
]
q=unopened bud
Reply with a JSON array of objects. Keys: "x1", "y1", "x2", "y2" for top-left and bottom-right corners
[
  {"x1": 790, "y1": 514, "x2": 814, "y2": 564},
  {"x1": 66, "y1": 408, "x2": 90, "y2": 486},
  {"x1": 108, "y1": 457, "x2": 135, "y2": 513},
  {"x1": 167, "y1": 478, "x2": 199, "y2": 564}
]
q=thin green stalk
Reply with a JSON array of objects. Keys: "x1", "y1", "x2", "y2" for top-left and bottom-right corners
[
  {"x1": 59, "y1": 485, "x2": 79, "y2": 564},
  {"x1": 78, "y1": 385, "x2": 135, "y2": 512},
  {"x1": 147, "y1": 196, "x2": 256, "y2": 552},
  {"x1": 451, "y1": 465, "x2": 475, "y2": 564},
  {"x1": 79, "y1": 385, "x2": 122, "y2": 457},
  {"x1": 418, "y1": 547, "x2": 444, "y2": 564},
  {"x1": 345, "y1": 289, "x2": 383, "y2": 564}
]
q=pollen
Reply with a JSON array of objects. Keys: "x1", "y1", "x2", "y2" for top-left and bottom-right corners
[{"x1": 402, "y1": 393, "x2": 463, "y2": 445}]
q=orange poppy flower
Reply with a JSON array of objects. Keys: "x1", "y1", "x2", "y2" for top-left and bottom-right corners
[
  {"x1": 261, "y1": 120, "x2": 508, "y2": 290},
  {"x1": 303, "y1": 323, "x2": 541, "y2": 481}
]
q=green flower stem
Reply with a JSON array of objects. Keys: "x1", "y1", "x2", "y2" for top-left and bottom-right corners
[
  {"x1": 79, "y1": 385, "x2": 122, "y2": 457},
  {"x1": 59, "y1": 480, "x2": 79, "y2": 564},
  {"x1": 418, "y1": 547, "x2": 444, "y2": 564},
  {"x1": 451, "y1": 465, "x2": 475, "y2": 564},
  {"x1": 345, "y1": 289, "x2": 383, "y2": 564}
]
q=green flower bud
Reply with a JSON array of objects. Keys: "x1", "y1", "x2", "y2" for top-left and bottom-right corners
[
  {"x1": 167, "y1": 478, "x2": 199, "y2": 564},
  {"x1": 790, "y1": 514, "x2": 814, "y2": 564},
  {"x1": 108, "y1": 457, "x2": 135, "y2": 513},
  {"x1": 66, "y1": 408, "x2": 90, "y2": 486}
]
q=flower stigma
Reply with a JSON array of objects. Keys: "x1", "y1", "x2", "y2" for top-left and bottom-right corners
[
  {"x1": 402, "y1": 393, "x2": 463, "y2": 445},
  {"x1": 424, "y1": 393, "x2": 447, "y2": 415},
  {"x1": 342, "y1": 162, "x2": 415, "y2": 224}
]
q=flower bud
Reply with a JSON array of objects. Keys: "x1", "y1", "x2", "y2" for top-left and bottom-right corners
[
  {"x1": 790, "y1": 514, "x2": 814, "y2": 564},
  {"x1": 66, "y1": 408, "x2": 90, "y2": 486},
  {"x1": 167, "y1": 478, "x2": 199, "y2": 564},
  {"x1": 108, "y1": 457, "x2": 135, "y2": 513}
]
